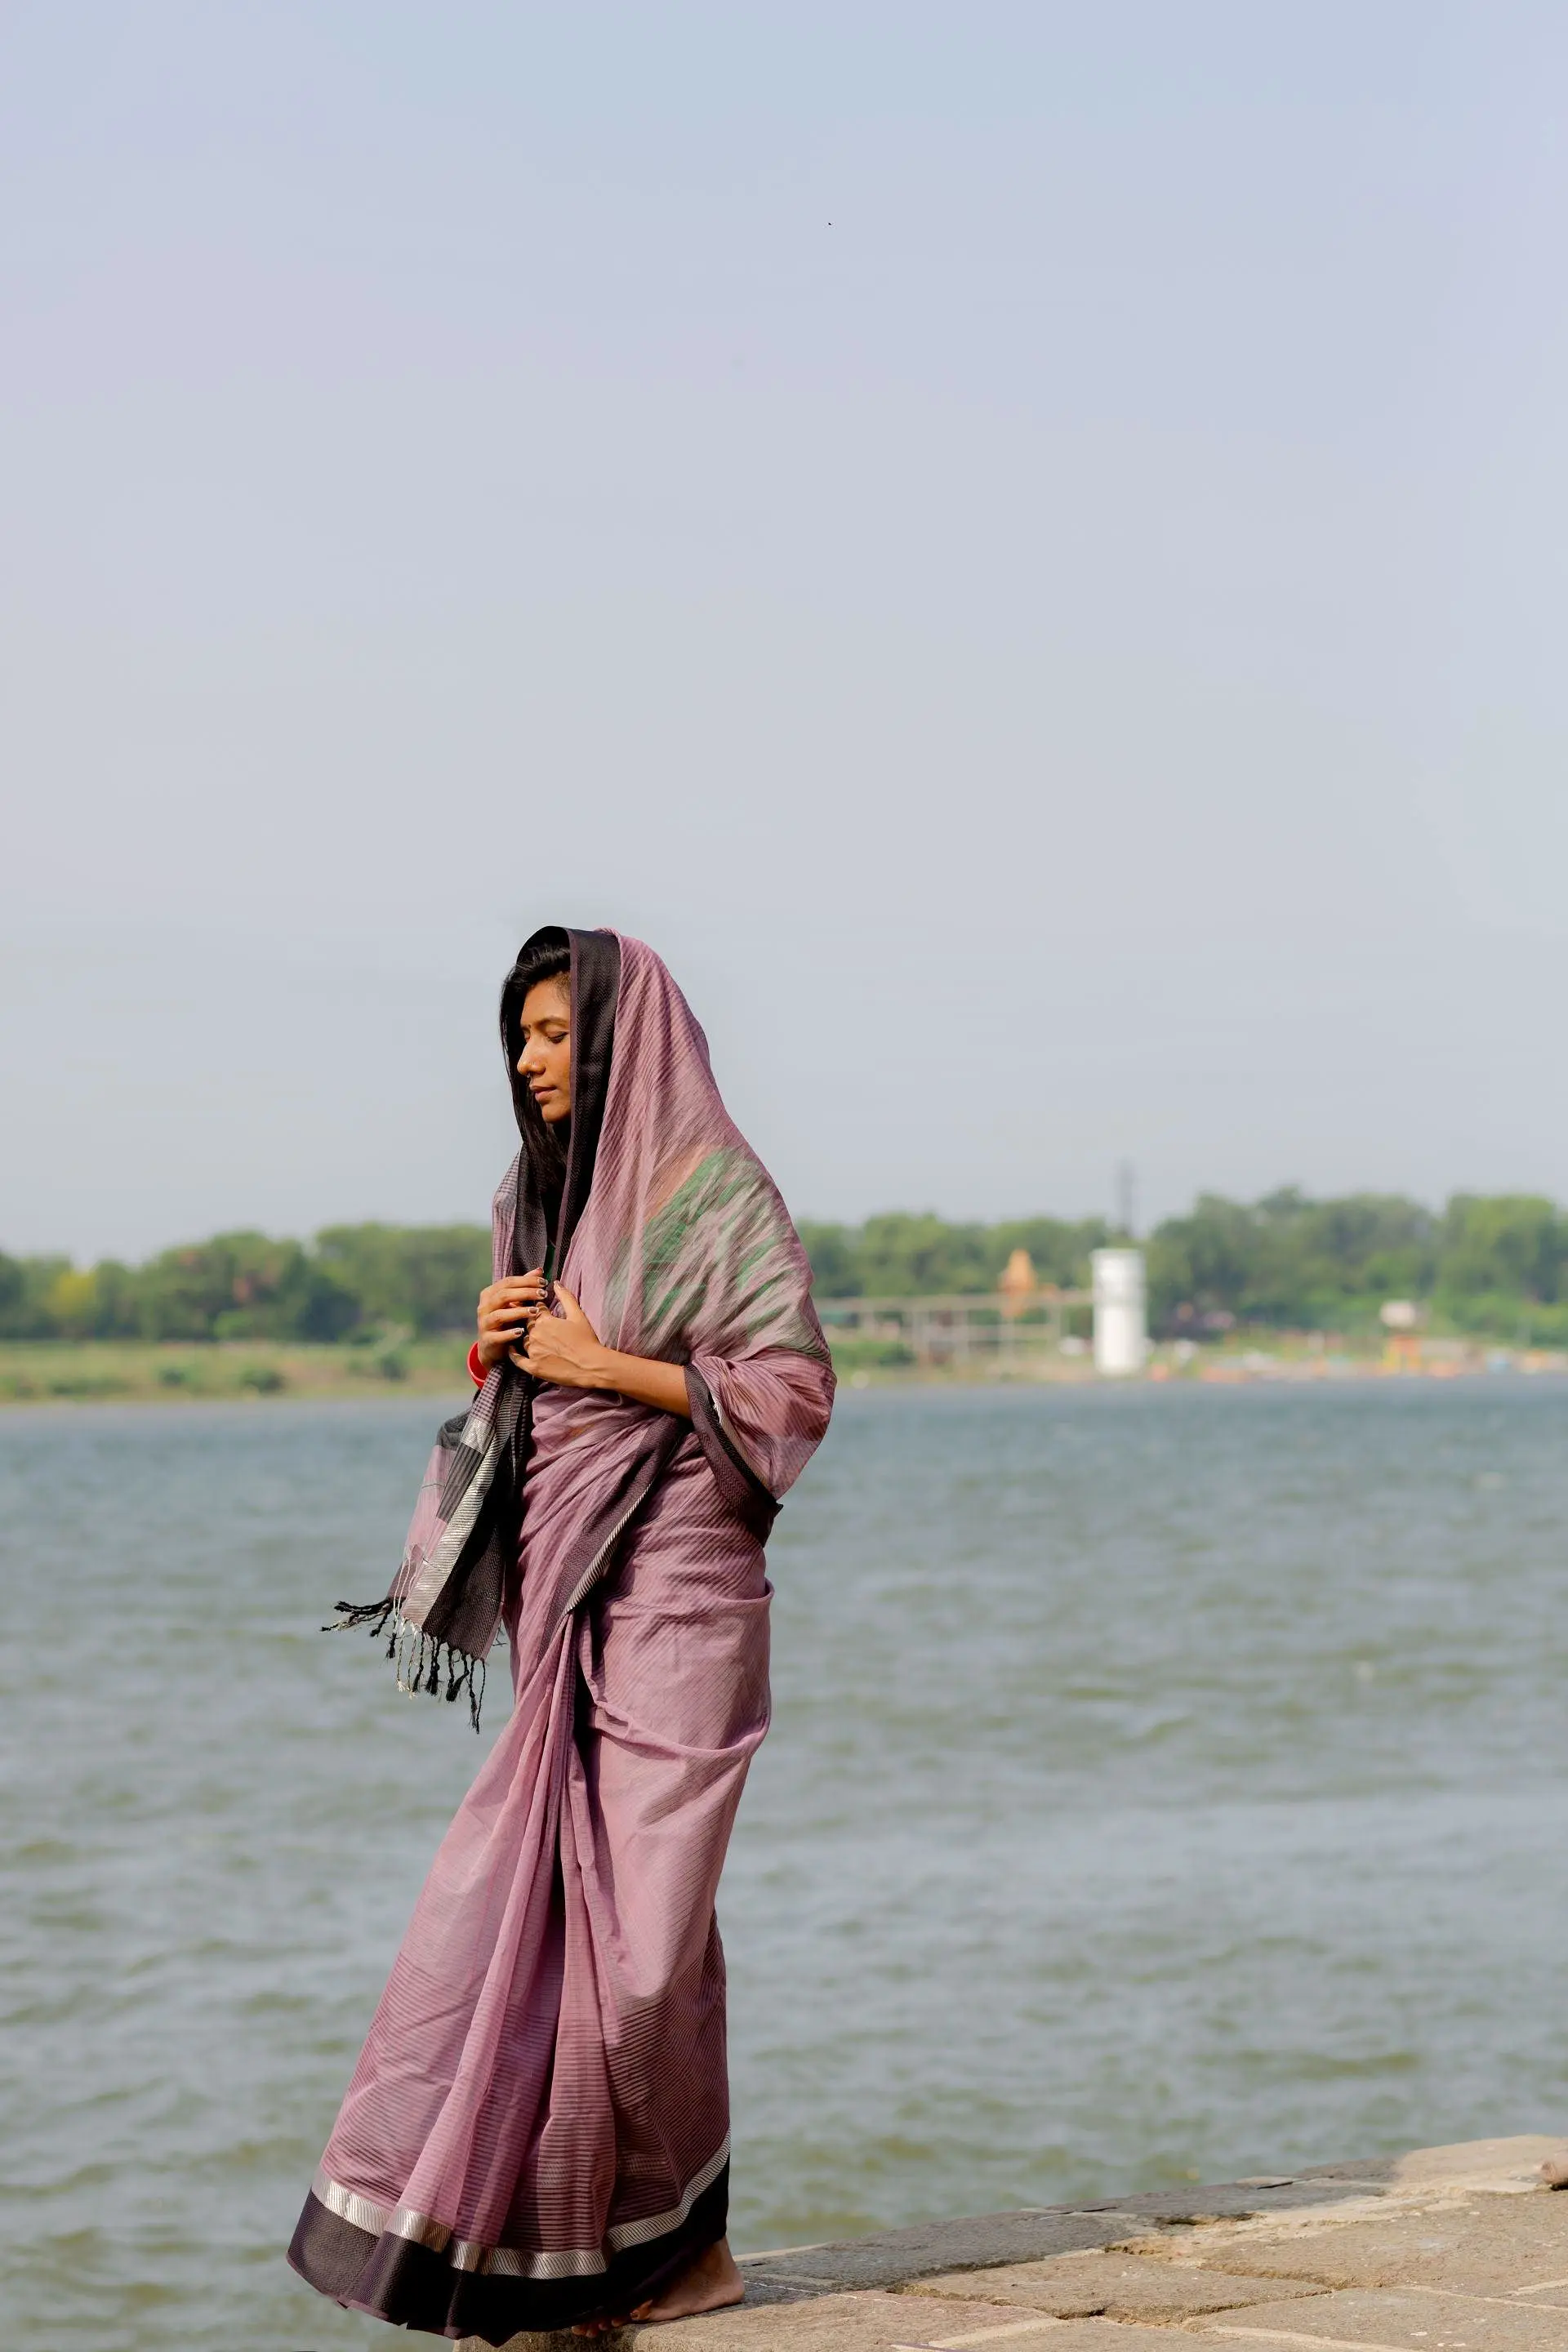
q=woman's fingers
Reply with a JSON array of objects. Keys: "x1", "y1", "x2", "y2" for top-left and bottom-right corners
[
  {"x1": 479, "y1": 1276, "x2": 545, "y2": 1338},
  {"x1": 476, "y1": 1272, "x2": 551, "y2": 1370},
  {"x1": 487, "y1": 1281, "x2": 604, "y2": 1387}
]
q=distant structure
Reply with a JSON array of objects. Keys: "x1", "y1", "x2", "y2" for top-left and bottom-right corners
[
  {"x1": 1379, "y1": 1297, "x2": 1423, "y2": 1373},
  {"x1": 819, "y1": 1246, "x2": 1156, "y2": 1377},
  {"x1": 997, "y1": 1248, "x2": 1037, "y2": 1316},
  {"x1": 817, "y1": 1258, "x2": 1091, "y2": 1369},
  {"x1": 1092, "y1": 1248, "x2": 1147, "y2": 1376},
  {"x1": 1116, "y1": 1160, "x2": 1138, "y2": 1240}
]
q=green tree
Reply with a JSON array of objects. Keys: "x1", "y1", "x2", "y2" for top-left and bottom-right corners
[
  {"x1": 1145, "y1": 1194, "x2": 1263, "y2": 1326},
  {"x1": 853, "y1": 1213, "x2": 993, "y2": 1295},
  {"x1": 88, "y1": 1259, "x2": 144, "y2": 1338},
  {"x1": 314, "y1": 1223, "x2": 492, "y2": 1334},
  {"x1": 1146, "y1": 1188, "x2": 1440, "y2": 1330},
  {"x1": 1437, "y1": 1195, "x2": 1566, "y2": 1305},
  {"x1": 0, "y1": 1253, "x2": 72, "y2": 1339},
  {"x1": 131, "y1": 1232, "x2": 357, "y2": 1342},
  {"x1": 795, "y1": 1222, "x2": 860, "y2": 1297}
]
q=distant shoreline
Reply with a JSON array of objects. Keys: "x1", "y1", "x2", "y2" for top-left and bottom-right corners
[
  {"x1": 2, "y1": 1334, "x2": 1565, "y2": 1408},
  {"x1": 0, "y1": 1336, "x2": 470, "y2": 1408}
]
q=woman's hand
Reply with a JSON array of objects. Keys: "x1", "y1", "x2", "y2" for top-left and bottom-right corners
[
  {"x1": 475, "y1": 1272, "x2": 549, "y2": 1372},
  {"x1": 515, "y1": 1284, "x2": 693, "y2": 1419},
  {"x1": 514, "y1": 1283, "x2": 612, "y2": 1390}
]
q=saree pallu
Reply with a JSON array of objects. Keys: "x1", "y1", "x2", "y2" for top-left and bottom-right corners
[{"x1": 290, "y1": 1391, "x2": 771, "y2": 2340}]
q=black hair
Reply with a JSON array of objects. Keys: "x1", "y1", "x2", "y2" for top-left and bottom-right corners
[{"x1": 499, "y1": 931, "x2": 572, "y2": 1214}]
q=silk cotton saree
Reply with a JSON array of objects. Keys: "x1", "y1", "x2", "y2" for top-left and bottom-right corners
[{"x1": 288, "y1": 930, "x2": 835, "y2": 2341}]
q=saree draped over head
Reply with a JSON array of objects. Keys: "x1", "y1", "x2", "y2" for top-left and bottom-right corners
[{"x1": 288, "y1": 930, "x2": 834, "y2": 2342}]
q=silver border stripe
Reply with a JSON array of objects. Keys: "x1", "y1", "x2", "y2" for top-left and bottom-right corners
[
  {"x1": 606, "y1": 2136, "x2": 730, "y2": 2255},
  {"x1": 312, "y1": 2136, "x2": 728, "y2": 2282},
  {"x1": 390, "y1": 2203, "x2": 452, "y2": 2252},
  {"x1": 488, "y1": 2244, "x2": 608, "y2": 2278},
  {"x1": 313, "y1": 2169, "x2": 392, "y2": 2238}
]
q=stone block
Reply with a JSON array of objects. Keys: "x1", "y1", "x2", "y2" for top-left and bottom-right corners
[
  {"x1": 906, "y1": 2252, "x2": 1332, "y2": 2320},
  {"x1": 1180, "y1": 2198, "x2": 1568, "y2": 2296},
  {"x1": 621, "y1": 2287, "x2": 1170, "y2": 2348},
  {"x1": 736, "y1": 2209, "x2": 1142, "y2": 2299},
  {"x1": 1194, "y1": 2286, "x2": 1568, "y2": 2352}
]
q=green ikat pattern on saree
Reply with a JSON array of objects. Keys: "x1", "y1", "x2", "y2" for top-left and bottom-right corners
[{"x1": 604, "y1": 1147, "x2": 828, "y2": 1363}]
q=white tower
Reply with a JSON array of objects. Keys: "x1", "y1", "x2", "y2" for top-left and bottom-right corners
[{"x1": 1092, "y1": 1248, "x2": 1147, "y2": 1376}]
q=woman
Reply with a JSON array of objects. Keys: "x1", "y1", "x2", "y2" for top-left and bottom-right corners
[{"x1": 288, "y1": 927, "x2": 834, "y2": 2341}]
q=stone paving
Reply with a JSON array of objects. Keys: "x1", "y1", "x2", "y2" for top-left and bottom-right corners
[{"x1": 471, "y1": 2136, "x2": 1568, "y2": 2352}]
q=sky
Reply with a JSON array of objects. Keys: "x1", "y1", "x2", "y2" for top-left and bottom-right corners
[{"x1": 5, "y1": 2, "x2": 1568, "y2": 1262}]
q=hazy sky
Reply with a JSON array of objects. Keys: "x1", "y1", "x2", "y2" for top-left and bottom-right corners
[{"x1": 5, "y1": 2, "x2": 1568, "y2": 1261}]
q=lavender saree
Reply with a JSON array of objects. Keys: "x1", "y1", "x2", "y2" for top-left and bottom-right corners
[{"x1": 288, "y1": 931, "x2": 834, "y2": 2341}]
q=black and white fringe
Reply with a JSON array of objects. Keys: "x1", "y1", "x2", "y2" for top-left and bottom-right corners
[{"x1": 327, "y1": 1598, "x2": 488, "y2": 1731}]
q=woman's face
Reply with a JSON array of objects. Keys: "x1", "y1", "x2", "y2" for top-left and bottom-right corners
[{"x1": 516, "y1": 976, "x2": 572, "y2": 1124}]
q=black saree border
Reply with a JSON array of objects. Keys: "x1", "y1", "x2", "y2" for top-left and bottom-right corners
[
  {"x1": 685, "y1": 1366, "x2": 779, "y2": 1541},
  {"x1": 287, "y1": 2161, "x2": 729, "y2": 2341}
]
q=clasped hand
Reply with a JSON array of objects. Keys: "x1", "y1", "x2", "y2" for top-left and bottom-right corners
[{"x1": 474, "y1": 1271, "x2": 609, "y2": 1390}]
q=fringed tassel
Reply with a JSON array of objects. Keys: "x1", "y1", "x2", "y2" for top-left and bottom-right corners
[
  {"x1": 323, "y1": 1598, "x2": 486, "y2": 1733},
  {"x1": 326, "y1": 1597, "x2": 395, "y2": 1637}
]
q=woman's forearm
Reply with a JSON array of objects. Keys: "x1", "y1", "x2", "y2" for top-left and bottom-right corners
[
  {"x1": 506, "y1": 1278, "x2": 693, "y2": 1415},
  {"x1": 593, "y1": 1350, "x2": 691, "y2": 1419}
]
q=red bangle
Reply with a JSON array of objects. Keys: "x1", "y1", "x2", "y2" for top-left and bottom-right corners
[{"x1": 466, "y1": 1341, "x2": 486, "y2": 1386}]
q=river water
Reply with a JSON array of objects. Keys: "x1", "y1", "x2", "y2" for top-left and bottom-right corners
[{"x1": 2, "y1": 1380, "x2": 1566, "y2": 2348}]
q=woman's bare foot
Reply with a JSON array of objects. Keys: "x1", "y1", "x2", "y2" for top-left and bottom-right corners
[
  {"x1": 571, "y1": 2238, "x2": 745, "y2": 2334},
  {"x1": 630, "y1": 2238, "x2": 745, "y2": 2326}
]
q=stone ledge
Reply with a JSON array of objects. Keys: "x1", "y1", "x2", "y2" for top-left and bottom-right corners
[
  {"x1": 732, "y1": 2157, "x2": 1412, "y2": 2305},
  {"x1": 470, "y1": 2136, "x2": 1568, "y2": 2352}
]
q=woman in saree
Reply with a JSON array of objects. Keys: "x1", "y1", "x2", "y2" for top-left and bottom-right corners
[{"x1": 288, "y1": 927, "x2": 835, "y2": 2341}]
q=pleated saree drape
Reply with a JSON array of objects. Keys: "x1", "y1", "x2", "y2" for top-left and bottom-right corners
[{"x1": 288, "y1": 931, "x2": 835, "y2": 2341}]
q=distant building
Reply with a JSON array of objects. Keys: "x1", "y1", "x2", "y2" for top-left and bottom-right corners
[{"x1": 1092, "y1": 1249, "x2": 1147, "y2": 1376}]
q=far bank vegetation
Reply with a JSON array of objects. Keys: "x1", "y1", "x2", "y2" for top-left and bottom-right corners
[{"x1": 2, "y1": 1192, "x2": 1566, "y2": 1384}]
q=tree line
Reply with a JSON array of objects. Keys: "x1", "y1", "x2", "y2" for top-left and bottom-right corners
[
  {"x1": 0, "y1": 1225, "x2": 492, "y2": 1343},
  {"x1": 1144, "y1": 1187, "x2": 1568, "y2": 1342},
  {"x1": 2, "y1": 1190, "x2": 1566, "y2": 1345},
  {"x1": 807, "y1": 1192, "x2": 1568, "y2": 1342}
]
